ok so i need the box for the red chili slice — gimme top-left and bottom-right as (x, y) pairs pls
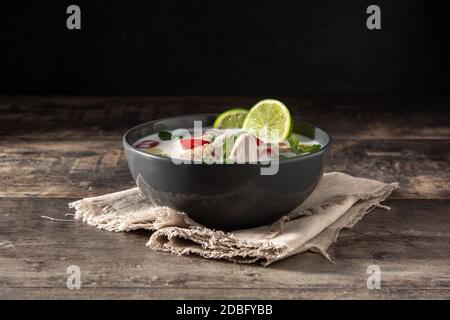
(180, 139), (210, 150)
(259, 147), (273, 157)
(135, 140), (159, 149)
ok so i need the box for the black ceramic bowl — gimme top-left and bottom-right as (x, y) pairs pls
(123, 114), (331, 231)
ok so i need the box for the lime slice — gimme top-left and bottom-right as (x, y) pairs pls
(242, 99), (292, 143)
(213, 108), (249, 129)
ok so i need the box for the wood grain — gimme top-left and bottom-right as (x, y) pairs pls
(1, 198), (449, 299)
(3, 288), (450, 300)
(1, 96), (449, 299)
(1, 138), (448, 199)
(0, 96), (449, 139)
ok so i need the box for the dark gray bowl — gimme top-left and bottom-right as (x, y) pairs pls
(123, 114), (331, 231)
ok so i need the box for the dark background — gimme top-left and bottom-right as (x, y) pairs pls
(1, 0), (449, 95)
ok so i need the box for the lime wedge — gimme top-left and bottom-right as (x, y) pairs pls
(213, 108), (249, 129)
(242, 99), (292, 143)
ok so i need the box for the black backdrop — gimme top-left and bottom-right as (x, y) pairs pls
(1, 0), (449, 95)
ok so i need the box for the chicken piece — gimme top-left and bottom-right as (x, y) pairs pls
(177, 145), (205, 162)
(202, 130), (243, 163)
(229, 132), (259, 163)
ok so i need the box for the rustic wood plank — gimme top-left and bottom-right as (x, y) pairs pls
(1, 138), (448, 199)
(1, 96), (448, 300)
(2, 287), (450, 300)
(0, 96), (449, 139)
(1, 198), (449, 299)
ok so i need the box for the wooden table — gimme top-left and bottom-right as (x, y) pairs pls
(1, 96), (449, 299)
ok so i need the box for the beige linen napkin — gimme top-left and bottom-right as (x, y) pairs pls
(69, 172), (398, 266)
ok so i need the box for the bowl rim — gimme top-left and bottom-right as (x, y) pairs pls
(123, 113), (332, 164)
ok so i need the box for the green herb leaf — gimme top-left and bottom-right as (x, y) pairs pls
(158, 131), (172, 141)
(223, 135), (239, 159)
(287, 135), (300, 153)
(298, 144), (321, 153)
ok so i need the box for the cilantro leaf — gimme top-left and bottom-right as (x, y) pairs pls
(158, 131), (172, 141)
(298, 144), (321, 153)
(287, 135), (300, 153)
